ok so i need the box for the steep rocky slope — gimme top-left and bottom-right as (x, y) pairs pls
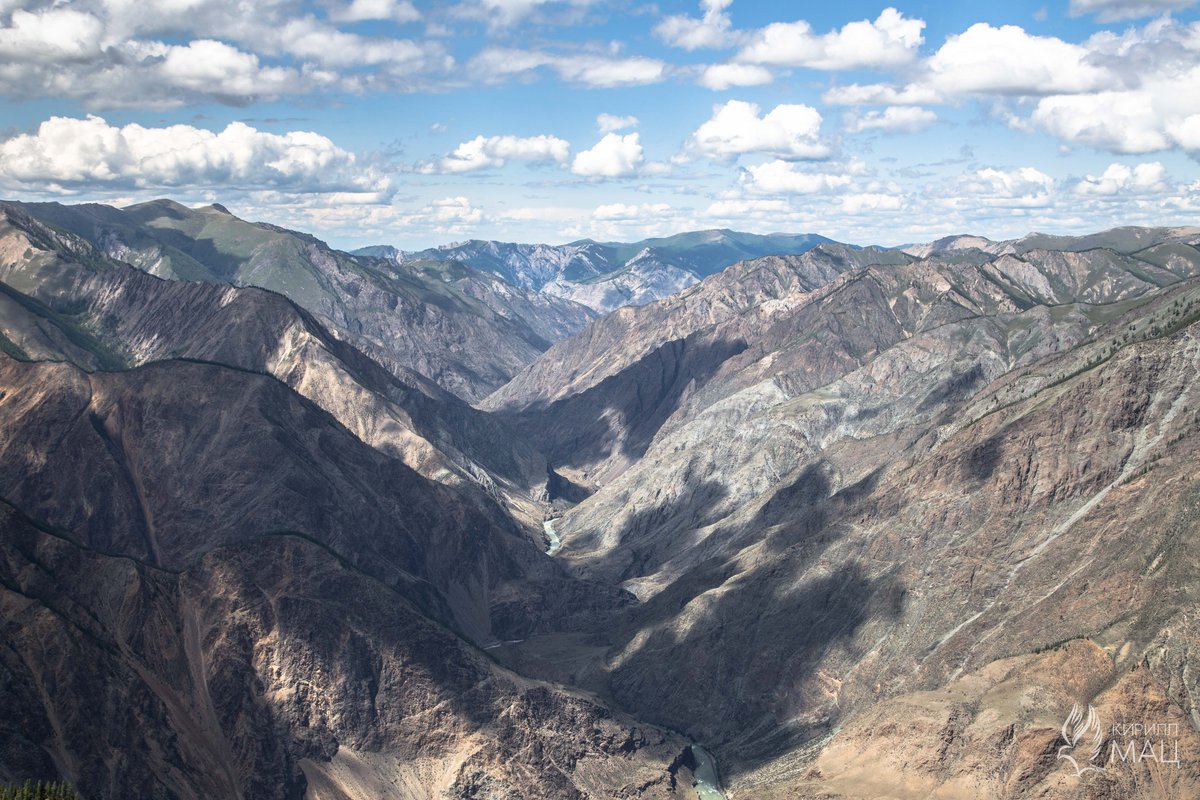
(377, 230), (835, 313)
(0, 204), (552, 525)
(10, 200), (594, 401)
(0, 353), (692, 799)
(485, 245), (909, 412)
(482, 245), (908, 485)
(486, 229), (1200, 797)
(0, 200), (714, 799)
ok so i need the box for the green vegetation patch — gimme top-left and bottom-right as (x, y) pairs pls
(0, 329), (30, 361)
(0, 282), (127, 370)
(0, 781), (81, 800)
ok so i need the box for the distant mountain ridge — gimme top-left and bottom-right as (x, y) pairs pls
(358, 229), (837, 313)
(902, 225), (1200, 258)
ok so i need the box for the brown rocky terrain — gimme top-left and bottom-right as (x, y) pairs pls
(0, 204), (553, 526)
(5, 199), (1200, 799)
(0, 498), (691, 800)
(485, 228), (1200, 797)
(0, 353), (695, 798)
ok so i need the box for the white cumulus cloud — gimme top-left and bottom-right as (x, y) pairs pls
(593, 202), (673, 220)
(1031, 91), (1173, 153)
(844, 106), (937, 134)
(427, 195), (483, 224)
(571, 133), (644, 177)
(155, 39), (305, 98)
(946, 167), (1057, 209)
(655, 0), (736, 50)
(822, 82), (940, 106)
(0, 8), (105, 63)
(468, 47), (667, 88)
(425, 134), (570, 173)
(688, 100), (829, 160)
(1074, 162), (1168, 194)
(0, 115), (387, 197)
(923, 23), (1115, 97)
(556, 55), (667, 87)
(737, 8), (924, 70)
(740, 160), (853, 195)
(1169, 114), (1200, 150)
(597, 113), (639, 132)
(1020, 21), (1200, 154)
(328, 0), (420, 23)
(699, 63), (773, 90)
(268, 18), (438, 68)
(820, 18), (1200, 158)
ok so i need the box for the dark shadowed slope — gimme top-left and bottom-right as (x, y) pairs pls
(0, 353), (692, 799)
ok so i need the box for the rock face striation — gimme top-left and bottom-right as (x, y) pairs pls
(486, 226), (1200, 798)
(5, 198), (1200, 800)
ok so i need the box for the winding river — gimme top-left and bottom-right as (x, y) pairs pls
(542, 519), (562, 556)
(690, 745), (726, 800)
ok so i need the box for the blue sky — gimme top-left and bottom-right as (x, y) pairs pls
(0, 0), (1198, 249)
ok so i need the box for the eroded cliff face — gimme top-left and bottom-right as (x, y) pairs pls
(485, 229), (1200, 797)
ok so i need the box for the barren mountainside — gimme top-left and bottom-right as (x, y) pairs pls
(0, 338), (690, 800)
(484, 226), (1200, 797)
(3, 200), (1200, 800)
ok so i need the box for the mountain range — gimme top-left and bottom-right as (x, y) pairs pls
(8, 199), (595, 402)
(358, 230), (835, 313)
(2, 199), (1200, 799)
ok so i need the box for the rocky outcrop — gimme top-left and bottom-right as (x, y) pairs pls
(0, 501), (689, 799)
